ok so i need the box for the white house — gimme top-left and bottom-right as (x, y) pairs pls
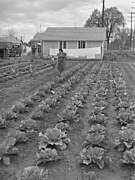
(31, 27), (106, 59)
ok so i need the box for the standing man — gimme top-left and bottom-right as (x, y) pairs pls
(57, 49), (67, 77)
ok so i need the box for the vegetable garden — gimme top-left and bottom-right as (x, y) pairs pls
(0, 54), (135, 180)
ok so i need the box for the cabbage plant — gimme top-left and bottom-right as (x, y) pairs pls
(12, 102), (27, 114)
(58, 107), (79, 122)
(83, 132), (105, 147)
(80, 146), (105, 169)
(116, 112), (129, 125)
(0, 115), (7, 128)
(39, 127), (70, 150)
(37, 102), (50, 113)
(55, 122), (69, 132)
(1, 108), (17, 120)
(31, 110), (44, 120)
(16, 166), (48, 180)
(89, 124), (105, 134)
(0, 137), (18, 165)
(36, 148), (61, 164)
(82, 171), (100, 180)
(118, 124), (135, 150)
(19, 119), (37, 132)
(89, 113), (107, 124)
(8, 130), (28, 143)
(122, 148), (135, 164)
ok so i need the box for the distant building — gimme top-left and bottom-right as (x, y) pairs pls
(30, 27), (106, 59)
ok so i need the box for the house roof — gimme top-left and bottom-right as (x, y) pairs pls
(0, 38), (13, 48)
(32, 27), (106, 42)
(31, 33), (44, 41)
(0, 37), (22, 45)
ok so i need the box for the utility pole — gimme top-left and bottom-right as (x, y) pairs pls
(130, 2), (135, 49)
(102, 0), (105, 27)
(128, 12), (135, 49)
(131, 12), (133, 48)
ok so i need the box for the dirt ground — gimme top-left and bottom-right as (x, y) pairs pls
(1, 54), (135, 180)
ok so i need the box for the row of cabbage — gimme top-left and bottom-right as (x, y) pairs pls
(111, 62), (135, 179)
(79, 62), (111, 180)
(0, 62), (52, 82)
(14, 62), (102, 180)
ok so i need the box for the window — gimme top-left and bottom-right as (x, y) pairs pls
(59, 41), (63, 49)
(78, 41), (86, 49)
(59, 41), (67, 49)
(63, 41), (67, 49)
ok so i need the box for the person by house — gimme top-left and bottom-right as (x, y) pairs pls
(57, 49), (67, 77)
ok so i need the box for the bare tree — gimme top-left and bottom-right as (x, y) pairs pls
(7, 28), (17, 38)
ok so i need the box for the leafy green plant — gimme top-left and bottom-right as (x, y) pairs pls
(38, 84), (52, 93)
(116, 124), (135, 150)
(0, 115), (7, 128)
(31, 110), (44, 120)
(117, 99), (131, 109)
(12, 102), (27, 114)
(16, 166), (48, 180)
(36, 90), (46, 98)
(84, 132), (105, 146)
(92, 100), (107, 108)
(71, 94), (83, 108)
(91, 106), (105, 115)
(80, 146), (105, 169)
(22, 97), (35, 107)
(122, 148), (135, 164)
(37, 102), (50, 113)
(30, 93), (41, 102)
(39, 127), (70, 150)
(8, 130), (28, 143)
(1, 108), (17, 120)
(45, 97), (57, 107)
(82, 171), (100, 180)
(36, 148), (61, 164)
(116, 111), (129, 125)
(63, 83), (71, 91)
(0, 137), (18, 165)
(89, 113), (107, 124)
(18, 119), (37, 132)
(55, 122), (69, 132)
(83, 124), (106, 147)
(58, 107), (79, 122)
(88, 124), (105, 134)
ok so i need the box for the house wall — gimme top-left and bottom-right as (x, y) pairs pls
(87, 41), (102, 48)
(68, 41), (77, 49)
(43, 41), (58, 56)
(87, 41), (104, 58)
(43, 40), (104, 58)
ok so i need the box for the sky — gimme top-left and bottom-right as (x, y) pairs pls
(0, 0), (133, 42)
